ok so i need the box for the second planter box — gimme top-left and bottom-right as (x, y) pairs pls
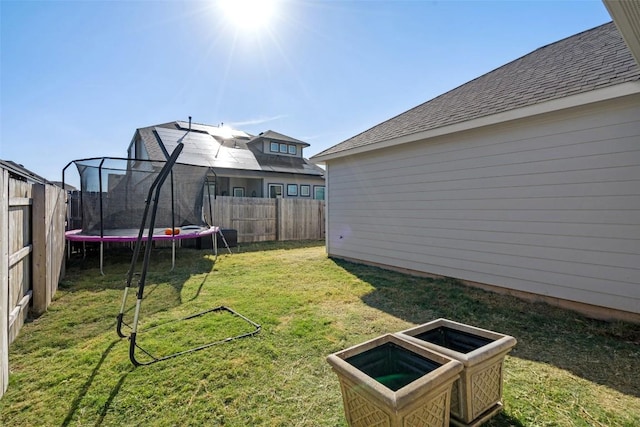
(398, 318), (516, 427)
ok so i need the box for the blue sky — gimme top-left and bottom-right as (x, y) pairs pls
(1, 0), (613, 184)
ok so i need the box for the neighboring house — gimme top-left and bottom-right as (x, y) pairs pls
(311, 19), (640, 322)
(0, 159), (49, 184)
(128, 120), (325, 199)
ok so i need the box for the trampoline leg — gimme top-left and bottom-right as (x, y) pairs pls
(171, 240), (176, 271)
(100, 242), (105, 276)
(214, 230), (218, 261)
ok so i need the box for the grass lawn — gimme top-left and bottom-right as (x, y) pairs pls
(1, 241), (639, 426)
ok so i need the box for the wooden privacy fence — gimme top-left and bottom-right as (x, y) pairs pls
(1, 167), (66, 399)
(208, 196), (325, 243)
(67, 194), (326, 244)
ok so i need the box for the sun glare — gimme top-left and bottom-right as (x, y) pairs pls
(218, 0), (278, 31)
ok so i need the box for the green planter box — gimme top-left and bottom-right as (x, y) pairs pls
(399, 319), (517, 427)
(327, 333), (463, 427)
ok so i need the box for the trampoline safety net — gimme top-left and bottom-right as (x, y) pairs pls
(71, 158), (213, 235)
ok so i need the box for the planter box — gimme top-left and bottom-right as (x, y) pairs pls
(398, 319), (517, 427)
(327, 333), (463, 427)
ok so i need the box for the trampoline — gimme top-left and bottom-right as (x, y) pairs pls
(63, 156), (223, 274)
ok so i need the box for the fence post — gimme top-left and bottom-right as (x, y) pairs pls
(1, 168), (9, 397)
(275, 197), (282, 241)
(47, 185), (65, 300)
(31, 184), (47, 316)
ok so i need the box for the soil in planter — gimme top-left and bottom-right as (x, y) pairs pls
(345, 342), (441, 391)
(414, 327), (494, 354)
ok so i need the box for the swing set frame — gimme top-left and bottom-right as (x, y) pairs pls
(115, 142), (260, 366)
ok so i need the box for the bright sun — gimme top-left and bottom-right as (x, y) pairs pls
(218, 0), (278, 31)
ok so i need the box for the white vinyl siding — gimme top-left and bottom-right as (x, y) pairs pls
(326, 96), (640, 314)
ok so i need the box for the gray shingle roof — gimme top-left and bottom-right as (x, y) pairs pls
(314, 21), (640, 158)
(136, 122), (324, 177)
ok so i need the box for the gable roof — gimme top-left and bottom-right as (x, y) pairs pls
(249, 130), (310, 147)
(135, 122), (324, 177)
(313, 22), (640, 160)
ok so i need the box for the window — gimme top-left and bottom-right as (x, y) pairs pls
(287, 184), (298, 196)
(269, 184), (283, 198)
(206, 183), (216, 197)
(135, 140), (142, 158)
(314, 186), (325, 200)
(131, 138), (148, 160)
(300, 184), (310, 197)
(233, 187), (245, 197)
(269, 142), (297, 155)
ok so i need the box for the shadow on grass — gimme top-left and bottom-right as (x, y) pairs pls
(333, 258), (640, 398)
(62, 247), (215, 300)
(14, 248), (218, 356)
(484, 412), (526, 427)
(61, 340), (131, 427)
(95, 370), (129, 427)
(63, 247), (215, 289)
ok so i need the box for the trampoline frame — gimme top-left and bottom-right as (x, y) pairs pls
(65, 226), (220, 275)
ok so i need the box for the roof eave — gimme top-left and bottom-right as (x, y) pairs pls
(604, 0), (640, 67)
(311, 81), (640, 163)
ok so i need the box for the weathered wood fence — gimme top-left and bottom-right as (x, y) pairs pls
(1, 167), (66, 399)
(208, 196), (325, 243)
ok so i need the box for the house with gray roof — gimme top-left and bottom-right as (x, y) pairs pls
(312, 18), (640, 322)
(128, 120), (325, 199)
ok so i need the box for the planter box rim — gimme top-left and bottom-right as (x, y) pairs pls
(398, 319), (516, 366)
(327, 333), (463, 411)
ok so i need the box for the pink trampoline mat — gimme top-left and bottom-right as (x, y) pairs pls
(65, 226), (218, 243)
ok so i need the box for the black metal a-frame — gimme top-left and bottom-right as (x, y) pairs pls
(115, 142), (260, 366)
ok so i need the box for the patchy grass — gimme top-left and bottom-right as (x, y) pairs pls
(1, 241), (639, 426)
